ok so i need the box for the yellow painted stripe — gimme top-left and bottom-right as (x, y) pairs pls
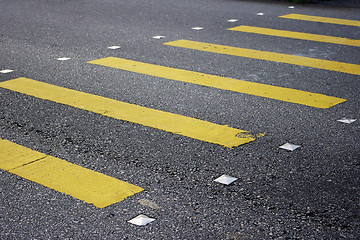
(164, 40), (360, 76)
(279, 14), (360, 27)
(0, 138), (46, 171)
(0, 138), (143, 208)
(228, 25), (360, 47)
(0, 78), (256, 148)
(88, 57), (345, 109)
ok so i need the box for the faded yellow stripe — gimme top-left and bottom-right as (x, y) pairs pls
(88, 57), (345, 109)
(0, 139), (46, 171)
(0, 78), (256, 148)
(0, 138), (143, 208)
(164, 40), (360, 76)
(228, 25), (360, 47)
(279, 14), (360, 27)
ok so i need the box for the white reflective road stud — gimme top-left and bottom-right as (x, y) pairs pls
(279, 143), (301, 151)
(337, 118), (357, 124)
(153, 36), (165, 39)
(192, 27), (204, 30)
(227, 19), (238, 22)
(288, 6), (295, 9)
(57, 57), (71, 61)
(108, 46), (121, 50)
(214, 175), (238, 185)
(257, 13), (265, 16)
(0, 69), (14, 74)
(128, 215), (156, 226)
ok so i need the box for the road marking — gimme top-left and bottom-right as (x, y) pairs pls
(0, 139), (47, 171)
(164, 39), (360, 76)
(214, 174), (238, 185)
(228, 25), (360, 47)
(57, 57), (71, 61)
(337, 118), (356, 124)
(279, 142), (301, 151)
(279, 14), (360, 27)
(0, 69), (14, 74)
(88, 57), (345, 109)
(0, 138), (143, 208)
(0, 78), (256, 148)
(153, 36), (165, 39)
(128, 214), (156, 226)
(108, 46), (121, 49)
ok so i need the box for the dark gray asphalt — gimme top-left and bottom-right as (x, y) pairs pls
(1, 0), (359, 239)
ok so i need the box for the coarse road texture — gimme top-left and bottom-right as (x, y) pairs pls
(1, 0), (359, 239)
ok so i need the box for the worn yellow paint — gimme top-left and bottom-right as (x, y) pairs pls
(0, 139), (46, 170)
(279, 14), (360, 27)
(0, 138), (143, 208)
(164, 40), (360, 76)
(0, 78), (256, 148)
(88, 57), (345, 109)
(228, 25), (360, 47)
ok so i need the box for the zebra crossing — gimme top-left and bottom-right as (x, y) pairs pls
(0, 77), (256, 148)
(88, 57), (345, 108)
(0, 138), (143, 208)
(1, 13), (358, 208)
(228, 25), (360, 47)
(164, 39), (360, 75)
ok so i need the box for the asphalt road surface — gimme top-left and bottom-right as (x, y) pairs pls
(1, 0), (359, 239)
